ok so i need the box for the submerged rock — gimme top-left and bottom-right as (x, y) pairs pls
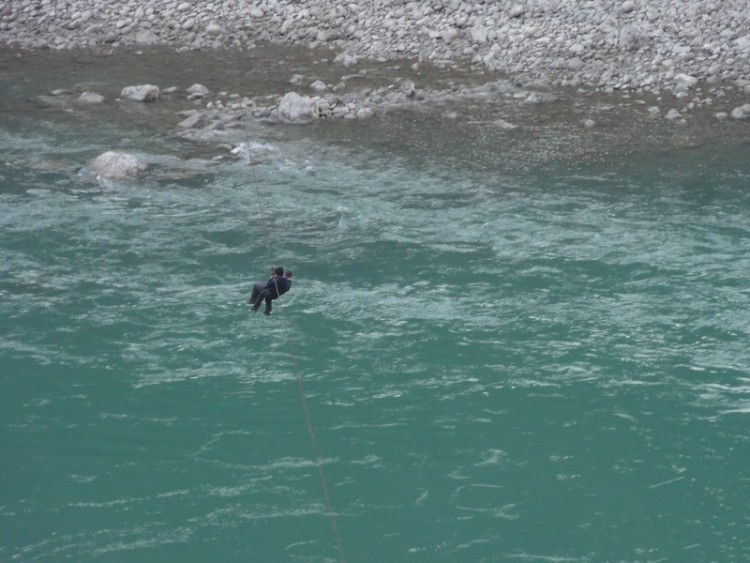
(177, 111), (208, 129)
(77, 91), (104, 104)
(33, 95), (69, 108)
(665, 108), (683, 120)
(89, 151), (146, 179)
(494, 118), (519, 130)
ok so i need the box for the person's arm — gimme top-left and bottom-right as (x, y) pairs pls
(278, 278), (291, 295)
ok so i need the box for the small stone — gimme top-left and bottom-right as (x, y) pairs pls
(647, 106), (660, 115)
(581, 118), (596, 128)
(568, 57), (584, 71)
(205, 22), (223, 36)
(675, 73), (698, 88)
(570, 43), (584, 56)
(399, 80), (416, 96)
(714, 112), (728, 121)
(621, 1), (635, 13)
(730, 104), (750, 119)
(356, 108), (374, 119)
(134, 29), (159, 45)
(470, 24), (488, 44)
(619, 24), (641, 51)
(509, 5), (524, 18)
(177, 112), (206, 128)
(310, 79), (327, 92)
(187, 84), (209, 99)
(665, 108), (682, 120)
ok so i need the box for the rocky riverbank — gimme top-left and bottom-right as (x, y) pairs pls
(3, 1), (748, 180)
(2, 0), (749, 97)
(14, 43), (743, 181)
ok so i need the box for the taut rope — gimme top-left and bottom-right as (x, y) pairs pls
(248, 150), (345, 562)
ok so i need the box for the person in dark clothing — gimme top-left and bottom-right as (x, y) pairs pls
(248, 266), (292, 315)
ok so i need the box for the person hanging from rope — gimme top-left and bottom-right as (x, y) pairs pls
(248, 266), (292, 315)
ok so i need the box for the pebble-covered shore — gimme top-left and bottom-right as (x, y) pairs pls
(2, 0), (749, 96)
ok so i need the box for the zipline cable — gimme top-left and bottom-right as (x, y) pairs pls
(248, 150), (346, 563)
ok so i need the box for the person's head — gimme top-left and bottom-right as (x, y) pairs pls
(285, 270), (293, 278)
(274, 266), (284, 276)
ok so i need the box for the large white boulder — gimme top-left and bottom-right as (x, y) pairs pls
(89, 151), (146, 179)
(121, 84), (160, 102)
(276, 92), (319, 124)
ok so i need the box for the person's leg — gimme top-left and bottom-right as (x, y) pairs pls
(248, 283), (264, 306)
(253, 289), (270, 312)
(264, 295), (273, 315)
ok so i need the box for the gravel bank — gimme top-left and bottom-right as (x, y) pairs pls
(2, 0), (749, 95)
